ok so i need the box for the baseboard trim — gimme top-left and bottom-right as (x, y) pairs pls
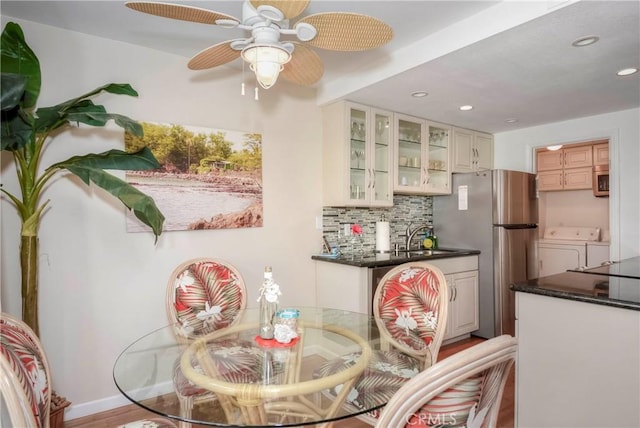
(65, 394), (132, 421)
(65, 381), (174, 421)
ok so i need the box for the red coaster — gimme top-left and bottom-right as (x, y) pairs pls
(254, 335), (299, 348)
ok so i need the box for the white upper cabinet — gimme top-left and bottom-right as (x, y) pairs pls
(426, 121), (452, 194)
(322, 101), (393, 207)
(394, 113), (426, 194)
(452, 127), (494, 172)
(322, 101), (494, 201)
(394, 115), (452, 195)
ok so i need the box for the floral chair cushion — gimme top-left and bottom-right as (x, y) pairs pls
(171, 260), (245, 337)
(174, 339), (265, 396)
(313, 350), (421, 416)
(375, 266), (443, 354)
(0, 317), (49, 428)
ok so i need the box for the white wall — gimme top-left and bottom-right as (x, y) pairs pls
(493, 108), (640, 260)
(539, 190), (610, 239)
(0, 18), (323, 418)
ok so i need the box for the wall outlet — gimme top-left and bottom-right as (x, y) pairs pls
(315, 216), (323, 230)
(343, 223), (352, 236)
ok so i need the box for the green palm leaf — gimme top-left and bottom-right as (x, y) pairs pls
(50, 148), (164, 238)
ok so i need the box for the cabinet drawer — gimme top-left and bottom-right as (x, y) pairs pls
(428, 255), (478, 275)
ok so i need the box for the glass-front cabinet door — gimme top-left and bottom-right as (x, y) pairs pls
(342, 103), (393, 207)
(425, 121), (452, 194)
(349, 107), (368, 203)
(394, 114), (452, 195)
(395, 113), (426, 193)
(370, 109), (392, 205)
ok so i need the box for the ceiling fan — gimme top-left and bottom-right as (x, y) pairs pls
(125, 0), (393, 90)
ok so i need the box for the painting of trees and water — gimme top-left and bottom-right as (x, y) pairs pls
(125, 122), (262, 232)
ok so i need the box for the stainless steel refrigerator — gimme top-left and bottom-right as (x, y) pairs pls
(433, 170), (538, 338)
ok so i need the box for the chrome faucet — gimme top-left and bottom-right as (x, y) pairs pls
(405, 222), (434, 251)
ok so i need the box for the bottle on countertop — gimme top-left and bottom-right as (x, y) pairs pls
(259, 266), (280, 339)
(423, 228), (438, 250)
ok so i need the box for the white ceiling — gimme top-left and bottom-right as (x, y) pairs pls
(2, 0), (639, 133)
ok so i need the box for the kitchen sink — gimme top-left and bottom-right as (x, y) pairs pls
(401, 249), (458, 256)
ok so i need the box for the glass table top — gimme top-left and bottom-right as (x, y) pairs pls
(113, 307), (390, 427)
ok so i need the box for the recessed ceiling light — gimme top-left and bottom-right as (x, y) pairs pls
(459, 105), (473, 111)
(505, 118), (518, 123)
(617, 67), (638, 76)
(411, 91), (428, 98)
(571, 36), (599, 47)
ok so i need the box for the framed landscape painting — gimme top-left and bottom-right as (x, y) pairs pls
(124, 121), (263, 232)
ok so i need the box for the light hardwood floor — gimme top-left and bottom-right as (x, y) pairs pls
(66, 336), (514, 427)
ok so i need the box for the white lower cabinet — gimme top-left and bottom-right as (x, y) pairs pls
(315, 255), (479, 343)
(443, 270), (479, 341)
(315, 262), (371, 314)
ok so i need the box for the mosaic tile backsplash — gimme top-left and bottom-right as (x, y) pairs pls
(322, 195), (433, 255)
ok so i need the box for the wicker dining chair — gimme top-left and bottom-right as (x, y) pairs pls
(375, 335), (517, 428)
(314, 261), (450, 425)
(0, 312), (52, 428)
(165, 258), (253, 428)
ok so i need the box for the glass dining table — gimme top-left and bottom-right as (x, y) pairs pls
(113, 307), (390, 427)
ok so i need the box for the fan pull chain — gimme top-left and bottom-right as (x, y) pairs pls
(241, 60), (259, 101)
(241, 60), (246, 96)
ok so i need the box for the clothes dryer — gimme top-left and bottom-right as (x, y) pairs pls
(537, 226), (600, 277)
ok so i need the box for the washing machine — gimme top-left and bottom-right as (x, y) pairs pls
(586, 241), (611, 267)
(537, 226), (601, 277)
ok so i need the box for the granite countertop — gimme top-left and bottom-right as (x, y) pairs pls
(311, 247), (480, 268)
(512, 263), (640, 311)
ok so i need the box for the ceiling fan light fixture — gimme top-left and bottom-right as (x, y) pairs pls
(242, 43), (291, 89)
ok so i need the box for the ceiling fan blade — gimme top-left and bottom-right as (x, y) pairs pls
(188, 40), (242, 70)
(249, 0), (309, 20)
(280, 42), (324, 86)
(297, 13), (393, 51)
(125, 2), (239, 25)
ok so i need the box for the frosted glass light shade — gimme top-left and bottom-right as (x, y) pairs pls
(242, 44), (291, 89)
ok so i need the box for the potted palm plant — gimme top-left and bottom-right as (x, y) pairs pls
(1, 21), (165, 340)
